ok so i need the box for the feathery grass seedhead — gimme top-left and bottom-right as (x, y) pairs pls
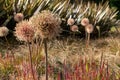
(30, 10), (61, 39)
(14, 13), (24, 22)
(14, 20), (35, 42)
(0, 26), (9, 37)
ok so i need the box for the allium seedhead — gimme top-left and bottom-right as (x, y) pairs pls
(30, 10), (61, 39)
(15, 20), (35, 42)
(14, 13), (24, 22)
(67, 18), (75, 26)
(81, 18), (89, 26)
(0, 26), (9, 37)
(85, 24), (94, 33)
(70, 25), (79, 32)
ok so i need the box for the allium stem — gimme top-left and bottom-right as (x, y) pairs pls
(27, 42), (36, 80)
(85, 31), (87, 42)
(85, 32), (88, 47)
(86, 33), (90, 48)
(5, 36), (10, 49)
(44, 39), (48, 80)
(98, 29), (100, 39)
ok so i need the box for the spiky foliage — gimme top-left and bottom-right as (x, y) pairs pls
(53, 1), (119, 35)
(0, 0), (119, 36)
(0, 0), (51, 30)
(46, 0), (119, 35)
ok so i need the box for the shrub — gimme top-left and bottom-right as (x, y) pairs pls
(0, 0), (119, 37)
(48, 58), (120, 80)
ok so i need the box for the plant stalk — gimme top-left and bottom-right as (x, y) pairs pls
(86, 33), (90, 48)
(85, 31), (88, 47)
(28, 41), (36, 80)
(44, 39), (48, 80)
(98, 29), (100, 39)
(5, 36), (10, 49)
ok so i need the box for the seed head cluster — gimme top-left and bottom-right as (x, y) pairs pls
(81, 18), (94, 33)
(15, 20), (35, 42)
(30, 10), (61, 39)
(85, 24), (94, 34)
(70, 25), (79, 32)
(67, 18), (75, 26)
(81, 18), (89, 27)
(0, 26), (9, 37)
(14, 13), (24, 22)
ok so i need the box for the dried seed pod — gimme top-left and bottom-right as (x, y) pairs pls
(67, 18), (75, 26)
(0, 26), (9, 37)
(85, 24), (94, 33)
(81, 18), (89, 26)
(14, 13), (24, 22)
(70, 25), (79, 32)
(15, 20), (35, 42)
(30, 10), (61, 39)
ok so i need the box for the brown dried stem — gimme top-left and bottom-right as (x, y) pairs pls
(44, 39), (48, 80)
(27, 41), (36, 80)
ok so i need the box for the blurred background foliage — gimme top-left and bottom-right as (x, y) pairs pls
(0, 0), (119, 37)
(68, 0), (120, 21)
(109, 0), (120, 19)
(71, 0), (120, 19)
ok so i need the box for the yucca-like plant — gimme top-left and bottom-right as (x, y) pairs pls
(0, 0), (119, 36)
(52, 0), (119, 36)
(0, 0), (51, 30)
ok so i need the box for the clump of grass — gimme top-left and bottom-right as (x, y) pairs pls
(47, 56), (120, 80)
(0, 52), (15, 80)
(107, 38), (120, 54)
(0, 35), (120, 80)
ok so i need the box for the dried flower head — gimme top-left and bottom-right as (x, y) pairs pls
(14, 13), (24, 22)
(81, 18), (89, 26)
(0, 26), (9, 37)
(14, 20), (35, 42)
(85, 24), (94, 33)
(67, 18), (75, 26)
(30, 10), (61, 39)
(70, 25), (79, 32)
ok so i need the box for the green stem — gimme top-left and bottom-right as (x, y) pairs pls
(44, 39), (48, 80)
